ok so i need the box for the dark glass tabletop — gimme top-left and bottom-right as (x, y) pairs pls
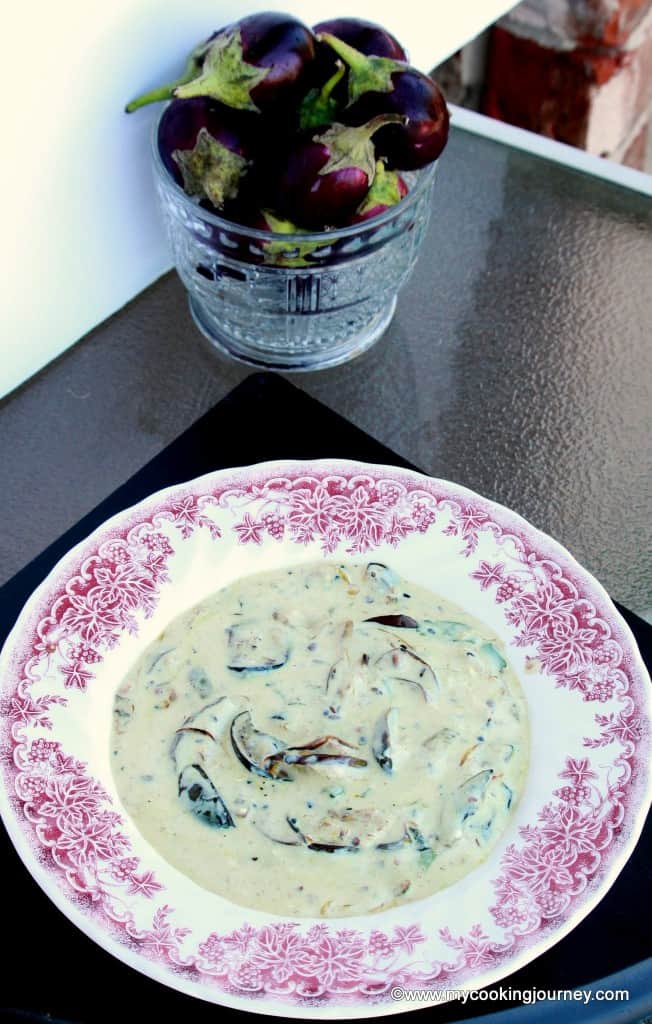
(1, 126), (650, 617)
(1, 374), (650, 1024)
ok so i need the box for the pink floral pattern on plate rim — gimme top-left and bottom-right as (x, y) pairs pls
(0, 460), (650, 1017)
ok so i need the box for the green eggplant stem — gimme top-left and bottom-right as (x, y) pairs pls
(125, 51), (202, 113)
(322, 61), (346, 101)
(318, 32), (368, 72)
(125, 83), (175, 113)
(361, 113), (406, 138)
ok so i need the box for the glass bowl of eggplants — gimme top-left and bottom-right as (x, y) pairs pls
(128, 12), (449, 371)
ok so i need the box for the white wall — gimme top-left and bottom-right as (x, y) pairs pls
(2, 0), (517, 399)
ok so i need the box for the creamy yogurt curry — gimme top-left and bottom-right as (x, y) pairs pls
(111, 561), (529, 916)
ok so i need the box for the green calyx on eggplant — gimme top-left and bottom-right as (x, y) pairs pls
(344, 69), (448, 170)
(253, 209), (328, 268)
(173, 126), (251, 209)
(375, 646), (438, 702)
(319, 33), (449, 170)
(372, 707), (398, 774)
(157, 98), (256, 212)
(178, 764), (234, 828)
(270, 113), (405, 229)
(301, 19), (408, 135)
(299, 60), (346, 131)
(173, 13), (316, 114)
(125, 35), (215, 112)
(350, 160), (408, 223)
(317, 32), (406, 106)
(226, 621), (290, 672)
(230, 710), (291, 780)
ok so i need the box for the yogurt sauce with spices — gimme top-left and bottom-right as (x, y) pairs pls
(111, 561), (529, 917)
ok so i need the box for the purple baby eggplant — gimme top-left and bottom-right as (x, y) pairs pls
(350, 162), (408, 223)
(230, 711), (291, 780)
(300, 18), (407, 129)
(127, 14), (316, 115)
(319, 34), (449, 169)
(178, 764), (234, 829)
(313, 17), (407, 60)
(157, 97), (255, 210)
(272, 114), (404, 228)
(174, 12), (316, 114)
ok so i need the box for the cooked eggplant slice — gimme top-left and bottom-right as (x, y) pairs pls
(406, 823), (436, 866)
(325, 657), (350, 717)
(266, 747), (367, 771)
(287, 817), (360, 853)
(188, 666), (213, 698)
(365, 562), (400, 593)
(178, 764), (234, 828)
(431, 620), (470, 640)
(288, 807), (388, 852)
(376, 829), (410, 851)
(438, 768), (494, 845)
(375, 647), (438, 702)
(230, 710), (291, 780)
(423, 727), (458, 752)
(282, 734), (356, 753)
(364, 614), (418, 628)
(113, 694), (134, 734)
(324, 630), (369, 716)
(372, 708), (398, 774)
(254, 819), (302, 846)
(479, 642), (507, 674)
(226, 622), (290, 672)
(457, 769), (493, 823)
(407, 823), (430, 851)
(170, 696), (235, 762)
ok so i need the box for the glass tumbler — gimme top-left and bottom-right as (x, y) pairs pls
(152, 112), (438, 371)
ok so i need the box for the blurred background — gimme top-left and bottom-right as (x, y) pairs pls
(435, 0), (652, 170)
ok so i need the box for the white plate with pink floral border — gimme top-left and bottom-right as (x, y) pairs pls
(1, 459), (650, 1019)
